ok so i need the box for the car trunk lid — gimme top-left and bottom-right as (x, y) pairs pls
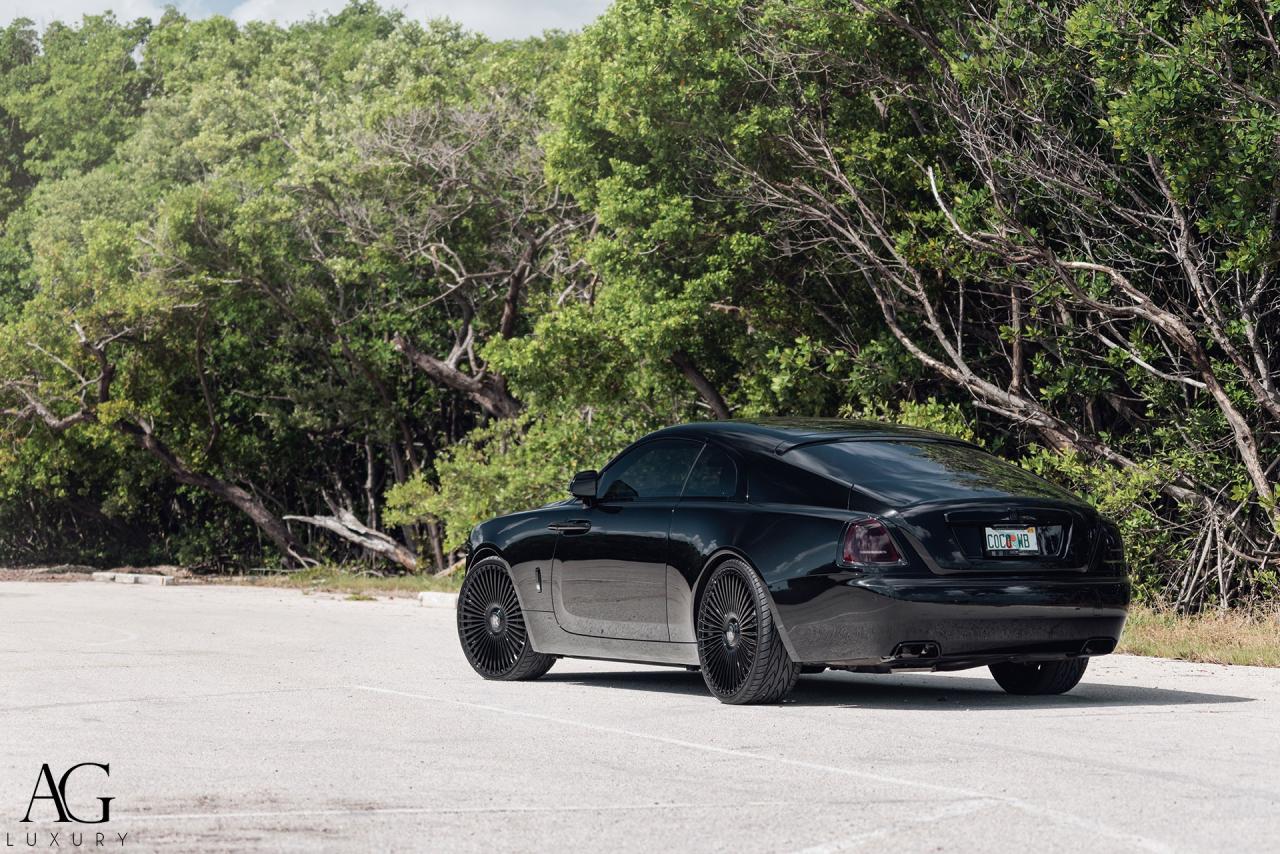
(897, 499), (1099, 573)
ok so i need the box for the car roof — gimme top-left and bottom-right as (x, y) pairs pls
(648, 418), (972, 455)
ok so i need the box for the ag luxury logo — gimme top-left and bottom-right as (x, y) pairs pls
(6, 764), (128, 849)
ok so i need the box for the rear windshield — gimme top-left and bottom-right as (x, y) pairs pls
(796, 440), (1076, 506)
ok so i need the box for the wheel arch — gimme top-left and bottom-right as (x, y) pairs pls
(466, 544), (504, 571)
(690, 548), (802, 663)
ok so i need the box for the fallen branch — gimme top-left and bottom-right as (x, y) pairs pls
(284, 507), (418, 572)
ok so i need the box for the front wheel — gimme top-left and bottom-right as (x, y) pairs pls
(457, 559), (555, 681)
(696, 560), (799, 704)
(989, 658), (1088, 695)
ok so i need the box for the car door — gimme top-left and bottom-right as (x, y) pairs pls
(551, 438), (702, 641)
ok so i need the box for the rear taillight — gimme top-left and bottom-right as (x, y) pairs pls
(840, 517), (904, 566)
(1101, 523), (1126, 573)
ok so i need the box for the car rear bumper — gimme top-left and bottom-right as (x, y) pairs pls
(769, 572), (1130, 668)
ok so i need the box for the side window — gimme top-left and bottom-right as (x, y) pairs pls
(745, 453), (850, 508)
(598, 439), (701, 501)
(682, 444), (738, 500)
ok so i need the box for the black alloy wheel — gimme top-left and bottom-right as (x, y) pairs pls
(695, 560), (799, 704)
(989, 658), (1088, 695)
(457, 559), (555, 680)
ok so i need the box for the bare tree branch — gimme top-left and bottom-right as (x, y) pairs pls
(671, 349), (732, 419)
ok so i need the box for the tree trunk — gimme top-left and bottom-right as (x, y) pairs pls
(423, 518), (448, 573)
(671, 349), (732, 419)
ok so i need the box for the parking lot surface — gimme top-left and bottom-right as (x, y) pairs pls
(1, 581), (1276, 852)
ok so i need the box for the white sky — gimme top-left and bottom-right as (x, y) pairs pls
(1, 0), (612, 39)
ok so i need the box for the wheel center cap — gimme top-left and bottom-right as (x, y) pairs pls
(724, 617), (740, 648)
(488, 608), (504, 634)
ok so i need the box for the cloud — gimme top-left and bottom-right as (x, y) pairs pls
(224, 0), (610, 38)
(2, 0), (609, 39)
(5, 0), (173, 27)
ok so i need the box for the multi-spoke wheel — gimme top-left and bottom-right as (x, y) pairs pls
(457, 559), (554, 681)
(695, 559), (799, 704)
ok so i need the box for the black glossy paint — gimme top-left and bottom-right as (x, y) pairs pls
(552, 501), (675, 641)
(465, 419), (1131, 670)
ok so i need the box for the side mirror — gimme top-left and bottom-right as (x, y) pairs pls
(569, 470), (598, 503)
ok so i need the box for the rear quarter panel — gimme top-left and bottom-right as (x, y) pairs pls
(665, 500), (853, 643)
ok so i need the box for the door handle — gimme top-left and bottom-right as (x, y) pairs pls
(548, 520), (592, 534)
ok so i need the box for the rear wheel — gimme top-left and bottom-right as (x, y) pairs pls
(457, 559), (555, 681)
(696, 560), (799, 704)
(989, 658), (1088, 695)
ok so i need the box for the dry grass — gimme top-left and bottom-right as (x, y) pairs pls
(212, 566), (462, 598)
(1119, 605), (1280, 667)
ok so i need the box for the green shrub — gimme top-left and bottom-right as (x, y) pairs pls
(385, 408), (654, 552)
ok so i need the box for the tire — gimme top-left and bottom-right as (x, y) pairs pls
(989, 658), (1088, 695)
(695, 559), (799, 704)
(457, 559), (555, 681)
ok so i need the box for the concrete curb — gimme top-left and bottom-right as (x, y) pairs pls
(418, 591), (458, 608)
(92, 571), (175, 586)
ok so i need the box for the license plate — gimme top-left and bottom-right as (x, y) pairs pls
(984, 526), (1039, 555)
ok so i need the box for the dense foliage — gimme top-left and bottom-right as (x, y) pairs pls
(0, 1), (1276, 608)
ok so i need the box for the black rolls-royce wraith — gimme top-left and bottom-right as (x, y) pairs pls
(457, 419), (1130, 704)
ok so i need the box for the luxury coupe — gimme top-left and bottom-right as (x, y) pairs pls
(456, 419), (1130, 704)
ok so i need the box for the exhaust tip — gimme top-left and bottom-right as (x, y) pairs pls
(892, 641), (941, 660)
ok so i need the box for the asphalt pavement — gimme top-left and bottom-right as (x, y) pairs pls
(0, 581), (1276, 853)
